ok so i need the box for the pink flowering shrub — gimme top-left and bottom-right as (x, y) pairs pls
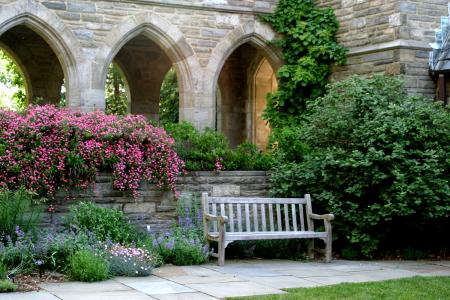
(105, 243), (155, 276)
(0, 105), (184, 196)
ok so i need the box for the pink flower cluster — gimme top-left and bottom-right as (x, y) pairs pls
(0, 105), (185, 197)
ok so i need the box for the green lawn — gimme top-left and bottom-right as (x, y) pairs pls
(231, 276), (450, 300)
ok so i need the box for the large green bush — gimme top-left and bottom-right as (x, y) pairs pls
(270, 75), (450, 257)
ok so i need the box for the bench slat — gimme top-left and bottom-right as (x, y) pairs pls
(208, 231), (327, 241)
(292, 204), (298, 231)
(299, 204), (305, 231)
(228, 203), (234, 232)
(269, 204), (275, 232)
(209, 197), (306, 204)
(245, 204), (250, 232)
(253, 204), (258, 232)
(284, 204), (290, 232)
(237, 203), (242, 232)
(212, 203), (217, 232)
(276, 204), (282, 231)
(261, 204), (266, 231)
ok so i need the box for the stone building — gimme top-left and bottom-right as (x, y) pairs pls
(0, 0), (446, 148)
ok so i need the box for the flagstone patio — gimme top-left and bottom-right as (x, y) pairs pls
(1, 260), (449, 300)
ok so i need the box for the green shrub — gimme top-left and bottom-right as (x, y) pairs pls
(270, 75), (450, 257)
(65, 202), (136, 244)
(0, 188), (41, 240)
(0, 261), (6, 279)
(0, 279), (17, 293)
(164, 122), (273, 171)
(68, 250), (109, 282)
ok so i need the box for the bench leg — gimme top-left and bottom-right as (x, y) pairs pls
(218, 241), (226, 266)
(308, 239), (315, 260)
(324, 235), (332, 263)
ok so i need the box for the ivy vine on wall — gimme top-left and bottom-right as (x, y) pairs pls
(262, 0), (347, 128)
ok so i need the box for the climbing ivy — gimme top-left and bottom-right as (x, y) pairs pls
(262, 0), (347, 127)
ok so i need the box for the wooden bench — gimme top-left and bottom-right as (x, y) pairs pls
(201, 193), (334, 266)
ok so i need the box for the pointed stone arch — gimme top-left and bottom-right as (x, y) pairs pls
(0, 0), (82, 107)
(206, 20), (283, 97)
(205, 20), (283, 146)
(93, 12), (200, 116)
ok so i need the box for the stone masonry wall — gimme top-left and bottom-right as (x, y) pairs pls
(42, 171), (270, 232)
(0, 0), (445, 134)
(315, 0), (447, 99)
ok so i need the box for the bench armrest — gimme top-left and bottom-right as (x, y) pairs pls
(309, 213), (335, 222)
(204, 212), (229, 224)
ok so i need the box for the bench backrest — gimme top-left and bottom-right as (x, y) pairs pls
(202, 193), (315, 233)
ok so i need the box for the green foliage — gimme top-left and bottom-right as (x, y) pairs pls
(151, 193), (209, 266)
(164, 122), (273, 171)
(68, 250), (109, 282)
(270, 75), (450, 257)
(0, 188), (41, 240)
(105, 63), (129, 116)
(65, 202), (136, 245)
(0, 280), (17, 293)
(0, 50), (26, 111)
(262, 0), (347, 127)
(159, 68), (179, 124)
(0, 261), (6, 279)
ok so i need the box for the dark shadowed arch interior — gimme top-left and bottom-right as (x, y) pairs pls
(0, 25), (65, 106)
(110, 34), (177, 121)
(216, 43), (277, 149)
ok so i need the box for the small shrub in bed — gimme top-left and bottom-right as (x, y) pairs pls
(0, 280), (17, 293)
(68, 250), (109, 282)
(65, 202), (137, 245)
(106, 244), (154, 277)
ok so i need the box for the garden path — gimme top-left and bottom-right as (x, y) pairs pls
(1, 259), (450, 300)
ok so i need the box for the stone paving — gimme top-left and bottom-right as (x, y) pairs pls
(1, 260), (449, 300)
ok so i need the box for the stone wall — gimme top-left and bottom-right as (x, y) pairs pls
(43, 171), (270, 232)
(0, 0), (445, 141)
(316, 0), (446, 99)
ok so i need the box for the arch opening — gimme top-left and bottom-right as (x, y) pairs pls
(0, 25), (66, 108)
(105, 63), (131, 115)
(216, 42), (278, 149)
(106, 33), (180, 121)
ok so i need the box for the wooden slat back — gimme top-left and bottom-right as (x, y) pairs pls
(203, 194), (312, 233)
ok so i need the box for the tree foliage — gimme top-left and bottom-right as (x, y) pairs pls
(105, 63), (129, 116)
(262, 0), (347, 127)
(0, 50), (26, 110)
(270, 75), (450, 257)
(159, 68), (179, 124)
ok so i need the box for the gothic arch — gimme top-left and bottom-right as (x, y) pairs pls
(206, 20), (283, 96)
(0, 0), (82, 107)
(94, 12), (200, 116)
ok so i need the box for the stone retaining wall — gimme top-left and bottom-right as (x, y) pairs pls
(43, 171), (270, 232)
